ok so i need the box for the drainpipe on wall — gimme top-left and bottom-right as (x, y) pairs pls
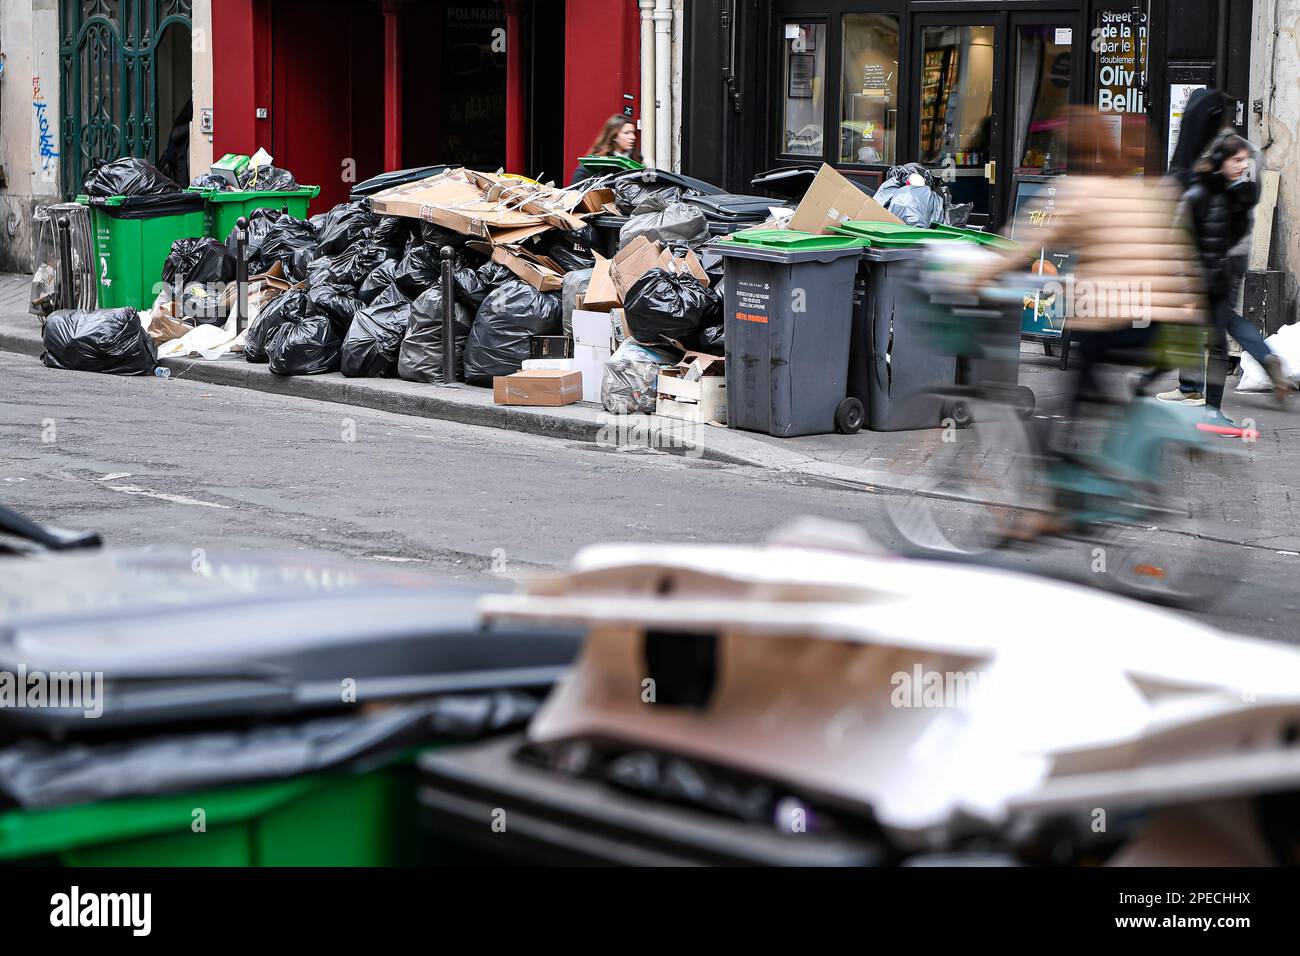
(653, 0), (672, 170)
(639, 0), (656, 168)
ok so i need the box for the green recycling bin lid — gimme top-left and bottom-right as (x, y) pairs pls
(578, 155), (646, 172)
(718, 229), (871, 252)
(930, 224), (1020, 251)
(830, 220), (969, 247)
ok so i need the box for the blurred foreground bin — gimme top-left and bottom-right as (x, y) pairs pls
(81, 192), (207, 310)
(194, 185), (320, 240)
(0, 549), (580, 867)
(416, 735), (885, 866)
(716, 230), (869, 437)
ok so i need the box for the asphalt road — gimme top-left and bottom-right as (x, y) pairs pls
(1, 351), (1297, 642)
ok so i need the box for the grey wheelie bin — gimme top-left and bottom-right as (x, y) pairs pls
(715, 230), (870, 437)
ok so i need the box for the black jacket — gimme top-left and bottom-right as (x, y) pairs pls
(1184, 172), (1235, 296)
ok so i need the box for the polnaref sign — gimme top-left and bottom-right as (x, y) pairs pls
(1094, 9), (1148, 115)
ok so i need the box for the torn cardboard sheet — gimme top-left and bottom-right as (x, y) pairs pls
(470, 241), (565, 293)
(789, 163), (902, 234)
(583, 254), (620, 310)
(610, 235), (663, 302)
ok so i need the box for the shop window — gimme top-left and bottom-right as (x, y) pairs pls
(1013, 26), (1073, 175)
(781, 22), (828, 157)
(1093, 7), (1149, 174)
(919, 25), (995, 169)
(840, 14), (900, 166)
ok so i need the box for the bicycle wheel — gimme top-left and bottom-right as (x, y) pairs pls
(1091, 439), (1249, 609)
(883, 393), (1044, 556)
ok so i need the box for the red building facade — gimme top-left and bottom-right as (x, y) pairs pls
(210, 0), (643, 210)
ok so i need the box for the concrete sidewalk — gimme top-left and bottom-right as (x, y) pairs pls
(4, 271), (1298, 547)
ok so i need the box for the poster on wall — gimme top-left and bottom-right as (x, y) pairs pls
(789, 54), (815, 98)
(1168, 84), (1208, 164)
(1094, 8), (1149, 173)
(1010, 178), (1073, 337)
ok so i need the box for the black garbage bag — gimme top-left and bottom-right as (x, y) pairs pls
(372, 215), (414, 258)
(623, 268), (720, 348)
(226, 206), (282, 263)
(238, 164), (299, 191)
(619, 202), (710, 248)
(190, 173), (233, 192)
(372, 282), (411, 309)
(41, 307), (157, 375)
(162, 237), (236, 286)
(398, 285), (473, 385)
(393, 243), (441, 297)
(420, 221), (470, 249)
(451, 253), (487, 311)
(307, 239), (389, 290)
(82, 157), (180, 198)
(477, 259), (514, 291)
(360, 259), (399, 304)
(699, 324), (725, 351)
(307, 282), (363, 338)
(885, 163), (936, 189)
(536, 227), (597, 273)
(316, 201), (378, 255)
(462, 280), (562, 386)
(267, 311), (342, 376)
(244, 290), (308, 363)
(256, 216), (319, 280)
(613, 181), (688, 216)
(341, 298), (412, 378)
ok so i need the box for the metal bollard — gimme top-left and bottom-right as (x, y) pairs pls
(440, 245), (456, 386)
(235, 216), (249, 333)
(56, 217), (75, 311)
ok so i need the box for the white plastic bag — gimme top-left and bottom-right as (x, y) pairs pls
(1237, 322), (1300, 391)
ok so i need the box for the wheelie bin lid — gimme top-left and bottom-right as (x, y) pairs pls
(77, 191), (206, 219)
(578, 154), (645, 172)
(715, 229), (870, 262)
(929, 224), (1020, 252)
(191, 185), (321, 202)
(350, 165), (458, 200)
(0, 548), (581, 733)
(830, 220), (969, 247)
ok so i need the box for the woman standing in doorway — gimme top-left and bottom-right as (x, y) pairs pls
(569, 116), (641, 185)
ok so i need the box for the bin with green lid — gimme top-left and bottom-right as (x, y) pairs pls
(716, 230), (870, 437)
(830, 220), (970, 248)
(81, 192), (208, 310)
(191, 185), (321, 241)
(929, 224), (1020, 252)
(577, 154), (645, 173)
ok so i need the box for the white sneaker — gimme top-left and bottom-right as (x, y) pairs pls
(1157, 389), (1205, 406)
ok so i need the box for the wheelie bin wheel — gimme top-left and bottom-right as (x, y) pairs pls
(1013, 386), (1036, 420)
(943, 400), (974, 430)
(835, 398), (865, 435)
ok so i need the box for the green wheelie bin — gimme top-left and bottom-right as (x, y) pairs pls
(81, 192), (207, 310)
(192, 185), (321, 241)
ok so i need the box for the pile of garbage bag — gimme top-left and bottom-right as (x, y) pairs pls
(874, 163), (973, 229)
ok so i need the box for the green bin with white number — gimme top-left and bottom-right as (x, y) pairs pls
(81, 192), (208, 310)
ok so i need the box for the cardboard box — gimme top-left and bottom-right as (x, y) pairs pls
(370, 169), (557, 243)
(583, 254), (620, 310)
(580, 187), (616, 214)
(788, 163), (902, 235)
(211, 153), (249, 187)
(609, 235), (663, 301)
(655, 352), (727, 424)
(530, 335), (574, 360)
(493, 369), (584, 406)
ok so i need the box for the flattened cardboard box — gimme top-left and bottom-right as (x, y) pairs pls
(789, 163), (903, 234)
(493, 369), (584, 406)
(582, 253), (620, 310)
(485, 243), (566, 292)
(370, 169), (565, 243)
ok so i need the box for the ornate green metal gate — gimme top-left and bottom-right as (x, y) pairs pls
(59, 0), (192, 198)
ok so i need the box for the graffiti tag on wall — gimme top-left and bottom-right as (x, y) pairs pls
(33, 77), (59, 174)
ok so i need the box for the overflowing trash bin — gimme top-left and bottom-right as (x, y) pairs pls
(715, 230), (869, 437)
(194, 184), (321, 242)
(0, 548), (581, 866)
(81, 192), (207, 310)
